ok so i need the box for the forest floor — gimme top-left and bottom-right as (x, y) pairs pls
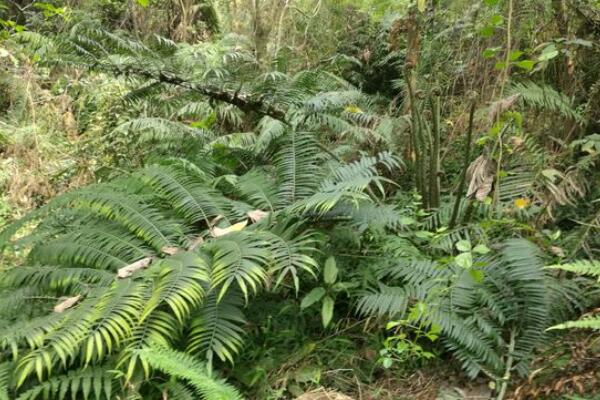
(296, 332), (600, 400)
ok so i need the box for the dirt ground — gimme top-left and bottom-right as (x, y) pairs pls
(296, 333), (600, 400)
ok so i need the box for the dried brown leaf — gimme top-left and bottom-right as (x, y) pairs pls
(54, 295), (81, 313)
(117, 257), (154, 279)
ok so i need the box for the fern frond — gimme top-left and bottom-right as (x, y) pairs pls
(548, 316), (600, 330)
(0, 362), (10, 400)
(136, 347), (244, 400)
(69, 189), (185, 251)
(208, 232), (270, 301)
(275, 131), (321, 205)
(138, 165), (234, 226)
(356, 285), (410, 317)
(546, 260), (600, 280)
(140, 252), (210, 323)
(186, 290), (246, 365)
(261, 220), (320, 291)
(15, 366), (115, 400)
(236, 170), (281, 212)
(508, 81), (583, 122)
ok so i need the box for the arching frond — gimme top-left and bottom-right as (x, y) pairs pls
(275, 131), (321, 205)
(508, 81), (583, 122)
(138, 165), (234, 226)
(15, 367), (115, 400)
(136, 347), (244, 400)
(208, 232), (270, 301)
(141, 252), (210, 323)
(186, 290), (246, 365)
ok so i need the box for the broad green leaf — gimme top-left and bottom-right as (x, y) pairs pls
(382, 357), (393, 368)
(455, 252), (473, 269)
(469, 269), (485, 283)
(473, 244), (490, 254)
(301, 287), (326, 309)
(456, 240), (471, 252)
(538, 48), (559, 62)
(417, 0), (426, 12)
(479, 26), (495, 38)
(399, 216), (416, 225)
(494, 61), (507, 70)
(509, 50), (523, 61)
(483, 47), (500, 59)
(515, 60), (535, 71)
(135, 0), (149, 6)
(489, 14), (504, 26)
(323, 257), (338, 284)
(321, 296), (334, 327)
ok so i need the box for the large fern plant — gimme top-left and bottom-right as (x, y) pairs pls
(0, 124), (400, 398)
(355, 234), (585, 398)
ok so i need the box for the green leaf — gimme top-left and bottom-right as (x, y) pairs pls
(483, 47), (500, 59)
(494, 61), (507, 70)
(473, 244), (490, 254)
(301, 287), (326, 309)
(469, 269), (485, 283)
(479, 26), (495, 38)
(455, 252), (473, 269)
(321, 296), (334, 327)
(323, 257), (338, 284)
(135, 0), (149, 6)
(489, 14), (504, 26)
(417, 0), (427, 12)
(509, 50), (523, 61)
(382, 357), (393, 368)
(515, 60), (536, 71)
(538, 45), (559, 62)
(456, 240), (471, 252)
(484, 0), (500, 5)
(399, 216), (416, 225)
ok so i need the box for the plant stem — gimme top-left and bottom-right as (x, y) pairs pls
(496, 328), (517, 400)
(405, 68), (427, 206)
(429, 93), (441, 209)
(449, 100), (476, 228)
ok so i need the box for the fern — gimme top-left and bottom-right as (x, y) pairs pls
(547, 260), (600, 330)
(186, 290), (246, 365)
(357, 238), (550, 379)
(508, 81), (583, 122)
(136, 347), (244, 400)
(549, 316), (600, 330)
(15, 367), (115, 400)
(546, 260), (600, 280)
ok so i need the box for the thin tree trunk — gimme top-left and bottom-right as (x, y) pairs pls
(429, 93), (441, 208)
(449, 100), (476, 228)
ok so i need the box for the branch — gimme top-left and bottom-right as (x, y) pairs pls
(104, 63), (287, 121)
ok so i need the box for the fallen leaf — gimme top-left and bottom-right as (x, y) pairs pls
(117, 257), (154, 278)
(161, 246), (181, 255)
(210, 220), (248, 237)
(247, 209), (269, 223)
(187, 235), (205, 251)
(550, 246), (565, 258)
(466, 155), (496, 201)
(54, 295), (81, 313)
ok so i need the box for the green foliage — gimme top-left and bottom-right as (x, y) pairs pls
(136, 346), (244, 400)
(3, 2), (600, 399)
(547, 260), (600, 330)
(508, 81), (583, 123)
(358, 238), (553, 379)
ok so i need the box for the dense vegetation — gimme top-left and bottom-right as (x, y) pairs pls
(1, 0), (599, 399)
